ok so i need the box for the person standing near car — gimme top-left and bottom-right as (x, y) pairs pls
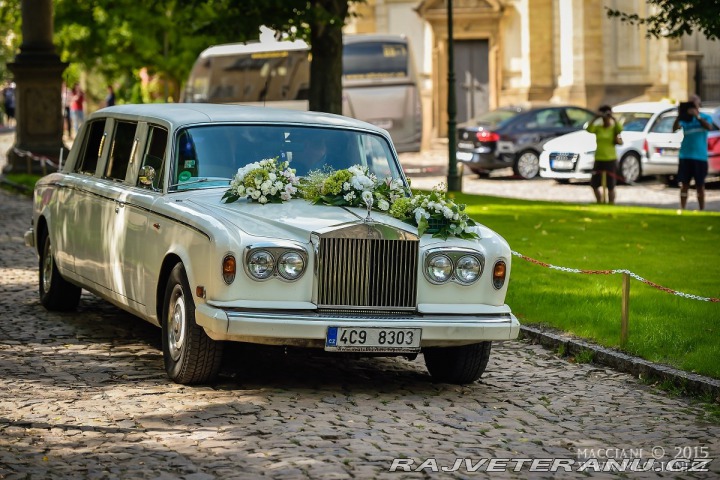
(70, 83), (85, 136)
(586, 105), (623, 204)
(673, 94), (713, 211)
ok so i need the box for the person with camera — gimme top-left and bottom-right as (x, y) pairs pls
(673, 95), (714, 211)
(586, 105), (623, 204)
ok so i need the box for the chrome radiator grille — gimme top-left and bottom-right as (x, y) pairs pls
(317, 237), (418, 310)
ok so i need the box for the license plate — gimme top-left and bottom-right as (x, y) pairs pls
(325, 327), (421, 353)
(552, 159), (574, 170)
(660, 147), (679, 156)
(458, 142), (475, 149)
(456, 151), (474, 161)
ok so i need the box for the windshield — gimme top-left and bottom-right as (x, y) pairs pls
(469, 109), (520, 128)
(171, 125), (404, 191)
(615, 112), (653, 132)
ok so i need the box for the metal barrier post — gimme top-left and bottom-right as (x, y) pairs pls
(601, 171), (608, 204)
(621, 273), (630, 347)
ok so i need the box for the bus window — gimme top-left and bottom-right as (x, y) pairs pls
(343, 41), (409, 80)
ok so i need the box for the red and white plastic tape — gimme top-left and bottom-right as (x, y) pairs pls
(12, 148), (59, 169)
(511, 250), (720, 303)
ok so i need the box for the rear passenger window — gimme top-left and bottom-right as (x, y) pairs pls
(75, 121), (105, 175)
(105, 121), (138, 181)
(651, 114), (677, 133)
(137, 126), (168, 190)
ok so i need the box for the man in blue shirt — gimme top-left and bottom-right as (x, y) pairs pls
(673, 95), (714, 210)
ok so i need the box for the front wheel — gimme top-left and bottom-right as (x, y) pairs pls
(39, 233), (81, 311)
(424, 342), (492, 384)
(162, 263), (223, 384)
(513, 151), (540, 179)
(619, 154), (641, 184)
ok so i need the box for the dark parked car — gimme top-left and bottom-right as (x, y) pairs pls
(456, 105), (595, 179)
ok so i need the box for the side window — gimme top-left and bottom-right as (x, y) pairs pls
(105, 121), (137, 181)
(75, 121), (106, 175)
(517, 109), (564, 130)
(566, 108), (594, 128)
(137, 125), (168, 190)
(650, 114), (677, 133)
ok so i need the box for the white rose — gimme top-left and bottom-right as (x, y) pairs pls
(361, 190), (373, 204)
(344, 192), (356, 202)
(280, 192), (291, 201)
(269, 172), (277, 181)
(259, 195), (268, 204)
(251, 190), (261, 199)
(378, 199), (390, 211)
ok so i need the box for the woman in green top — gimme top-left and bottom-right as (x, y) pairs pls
(586, 105), (623, 204)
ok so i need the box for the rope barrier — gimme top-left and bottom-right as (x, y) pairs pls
(12, 147), (59, 169)
(511, 250), (720, 303)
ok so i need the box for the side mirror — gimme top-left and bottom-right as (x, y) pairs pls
(139, 165), (156, 186)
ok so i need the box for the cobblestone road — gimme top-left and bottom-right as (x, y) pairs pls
(1, 190), (720, 479)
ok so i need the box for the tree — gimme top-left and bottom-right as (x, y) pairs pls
(606, 0), (720, 41)
(194, 0), (357, 114)
(0, 1), (22, 83)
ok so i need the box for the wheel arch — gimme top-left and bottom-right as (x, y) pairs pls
(35, 215), (49, 255)
(156, 253), (184, 320)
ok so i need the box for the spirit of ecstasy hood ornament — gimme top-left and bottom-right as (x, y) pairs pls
(363, 191), (374, 223)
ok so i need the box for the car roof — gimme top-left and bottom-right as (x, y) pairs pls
(90, 103), (387, 134)
(612, 102), (677, 114)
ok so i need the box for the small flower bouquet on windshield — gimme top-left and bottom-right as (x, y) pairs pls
(300, 165), (407, 212)
(223, 157), (299, 204)
(389, 186), (479, 240)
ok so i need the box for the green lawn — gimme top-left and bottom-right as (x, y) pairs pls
(452, 192), (720, 379)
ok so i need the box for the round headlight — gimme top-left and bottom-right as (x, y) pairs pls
(426, 254), (453, 283)
(455, 255), (481, 284)
(248, 250), (275, 279)
(278, 251), (305, 280)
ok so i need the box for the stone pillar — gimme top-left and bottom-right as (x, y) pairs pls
(667, 51), (703, 102)
(4, 0), (68, 175)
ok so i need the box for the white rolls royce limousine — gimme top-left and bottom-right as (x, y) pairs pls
(25, 104), (519, 385)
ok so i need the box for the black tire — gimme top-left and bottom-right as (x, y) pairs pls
(424, 341), (492, 384)
(513, 151), (540, 179)
(619, 153), (641, 184)
(39, 233), (81, 311)
(162, 263), (223, 384)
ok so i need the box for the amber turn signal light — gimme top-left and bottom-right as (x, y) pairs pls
(492, 260), (506, 290)
(222, 254), (236, 285)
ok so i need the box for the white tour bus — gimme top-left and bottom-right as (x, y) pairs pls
(182, 34), (422, 153)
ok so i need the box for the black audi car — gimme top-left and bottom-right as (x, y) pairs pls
(456, 105), (595, 179)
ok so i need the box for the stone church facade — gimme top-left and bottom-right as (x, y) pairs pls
(347, 0), (719, 141)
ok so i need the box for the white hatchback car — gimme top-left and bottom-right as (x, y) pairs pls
(25, 104), (519, 385)
(539, 102), (678, 183)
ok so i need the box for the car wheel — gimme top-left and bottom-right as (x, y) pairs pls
(163, 263), (223, 384)
(619, 153), (641, 184)
(39, 232), (81, 311)
(513, 151), (540, 179)
(423, 341), (492, 384)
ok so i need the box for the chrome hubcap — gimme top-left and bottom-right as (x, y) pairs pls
(168, 285), (186, 362)
(622, 157), (640, 183)
(42, 240), (53, 293)
(518, 153), (539, 179)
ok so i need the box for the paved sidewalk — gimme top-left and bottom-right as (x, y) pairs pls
(2, 187), (720, 478)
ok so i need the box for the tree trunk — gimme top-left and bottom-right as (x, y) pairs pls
(309, 0), (348, 114)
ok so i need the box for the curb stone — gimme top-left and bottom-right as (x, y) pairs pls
(520, 324), (720, 401)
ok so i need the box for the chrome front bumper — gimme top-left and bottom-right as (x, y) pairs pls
(24, 228), (34, 248)
(195, 303), (520, 348)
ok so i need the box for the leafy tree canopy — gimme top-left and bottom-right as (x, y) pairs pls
(606, 0), (720, 41)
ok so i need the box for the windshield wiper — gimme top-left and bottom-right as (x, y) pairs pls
(168, 177), (232, 189)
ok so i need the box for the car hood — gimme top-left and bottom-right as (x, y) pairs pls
(542, 130), (596, 152)
(185, 192), (416, 242)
